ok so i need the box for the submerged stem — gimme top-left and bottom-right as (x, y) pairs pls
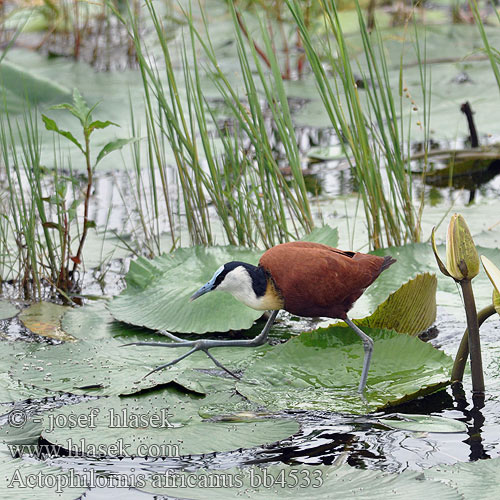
(451, 303), (496, 383)
(459, 279), (485, 395)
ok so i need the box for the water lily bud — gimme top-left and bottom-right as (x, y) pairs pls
(446, 214), (479, 281)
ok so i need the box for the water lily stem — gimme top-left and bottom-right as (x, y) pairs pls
(458, 279), (485, 395)
(451, 304), (496, 383)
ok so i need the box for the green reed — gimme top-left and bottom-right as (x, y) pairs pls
(287, 0), (427, 249)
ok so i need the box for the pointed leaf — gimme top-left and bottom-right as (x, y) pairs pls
(88, 119), (119, 134)
(481, 255), (500, 295)
(95, 137), (139, 165)
(356, 273), (437, 336)
(41, 115), (84, 153)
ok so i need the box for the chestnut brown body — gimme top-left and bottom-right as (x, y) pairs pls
(259, 241), (395, 319)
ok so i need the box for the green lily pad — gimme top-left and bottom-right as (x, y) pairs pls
(109, 246), (262, 333)
(40, 389), (299, 457)
(0, 445), (88, 499)
(19, 303), (75, 342)
(379, 414), (467, 433)
(109, 226), (339, 334)
(9, 337), (268, 397)
(0, 301), (19, 321)
(61, 300), (163, 343)
(301, 224), (339, 246)
(237, 326), (452, 414)
(0, 60), (72, 114)
(425, 457), (500, 498)
(0, 341), (53, 404)
(139, 463), (460, 499)
(354, 243), (500, 318)
(356, 273), (437, 335)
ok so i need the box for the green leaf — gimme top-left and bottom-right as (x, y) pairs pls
(88, 119), (119, 134)
(301, 224), (339, 247)
(95, 137), (139, 165)
(356, 273), (437, 336)
(0, 301), (19, 321)
(379, 413), (467, 433)
(139, 463), (460, 499)
(0, 60), (71, 113)
(40, 389), (299, 457)
(481, 255), (500, 296)
(425, 457), (500, 498)
(236, 326), (452, 414)
(0, 341), (53, 404)
(109, 246), (263, 333)
(19, 302), (75, 342)
(41, 114), (84, 153)
(0, 444), (88, 499)
(9, 334), (265, 396)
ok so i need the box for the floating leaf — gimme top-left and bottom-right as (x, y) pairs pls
(10, 337), (267, 397)
(301, 224), (338, 247)
(40, 390), (299, 457)
(109, 246), (263, 333)
(0, 341), (52, 404)
(0, 444), (88, 499)
(425, 457), (500, 498)
(139, 463), (460, 499)
(237, 327), (452, 414)
(356, 273), (437, 335)
(0, 60), (71, 113)
(109, 227), (338, 334)
(0, 301), (19, 321)
(19, 302), (75, 342)
(379, 413), (467, 433)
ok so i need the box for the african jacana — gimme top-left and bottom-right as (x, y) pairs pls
(127, 241), (396, 393)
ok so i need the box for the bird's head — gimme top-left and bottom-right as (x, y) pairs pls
(190, 261), (280, 311)
(190, 262), (257, 301)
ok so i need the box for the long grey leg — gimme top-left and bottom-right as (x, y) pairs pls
(124, 310), (280, 379)
(344, 316), (374, 394)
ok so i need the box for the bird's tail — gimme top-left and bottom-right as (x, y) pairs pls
(380, 255), (397, 272)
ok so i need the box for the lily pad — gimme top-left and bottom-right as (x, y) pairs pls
(19, 303), (75, 342)
(301, 224), (338, 246)
(9, 337), (268, 397)
(425, 457), (500, 498)
(354, 243), (500, 318)
(0, 301), (19, 321)
(0, 445), (88, 499)
(379, 414), (467, 433)
(40, 389), (299, 457)
(237, 326), (452, 414)
(0, 341), (53, 404)
(356, 273), (437, 335)
(0, 60), (72, 114)
(109, 246), (262, 333)
(109, 226), (339, 334)
(61, 300), (161, 343)
(139, 463), (460, 499)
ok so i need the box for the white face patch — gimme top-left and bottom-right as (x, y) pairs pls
(217, 266), (265, 310)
